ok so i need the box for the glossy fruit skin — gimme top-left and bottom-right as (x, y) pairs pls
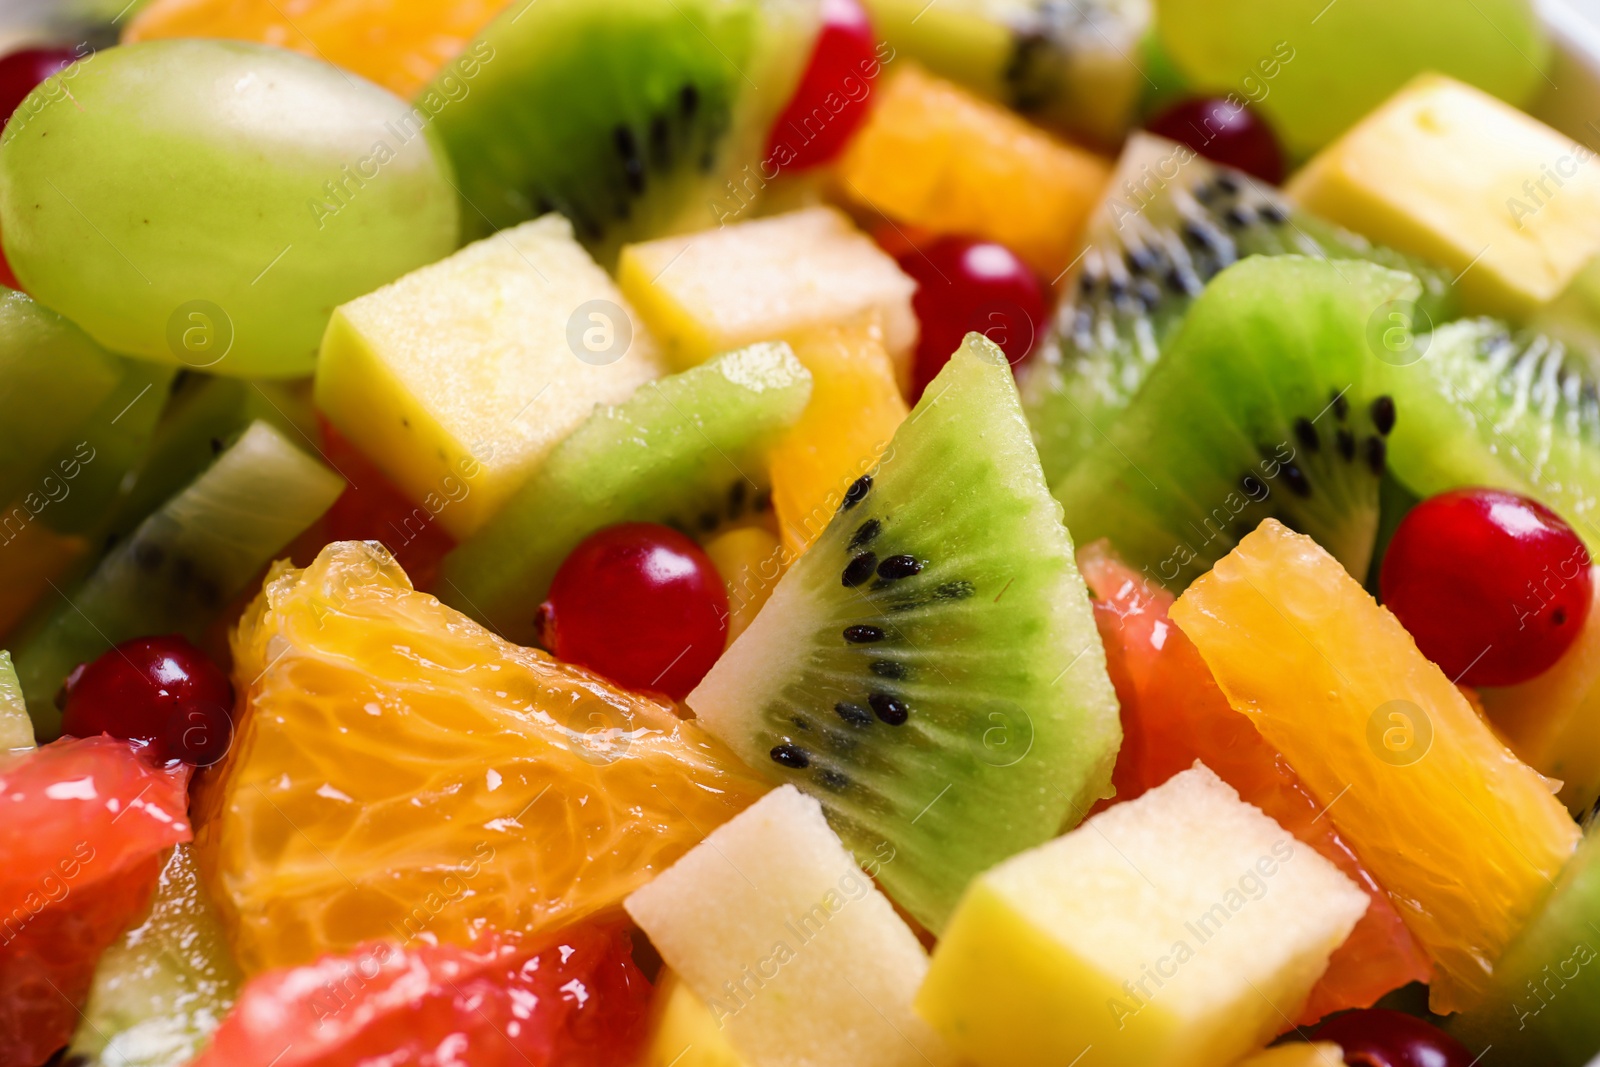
(1380, 488), (1592, 686)
(893, 236), (1048, 401)
(541, 523), (730, 700)
(1315, 1008), (1474, 1067)
(1144, 96), (1285, 184)
(60, 635), (235, 766)
(0, 736), (191, 1067)
(0, 46), (79, 129)
(0, 38), (458, 378)
(765, 0), (878, 171)
(191, 923), (652, 1067)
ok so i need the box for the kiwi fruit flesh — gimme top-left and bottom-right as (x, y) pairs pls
(425, 0), (817, 265)
(438, 342), (812, 646)
(861, 0), (1150, 147)
(1053, 255), (1416, 590)
(686, 334), (1121, 933)
(1378, 318), (1600, 553)
(1018, 133), (1455, 489)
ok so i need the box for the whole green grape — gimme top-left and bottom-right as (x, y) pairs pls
(0, 39), (460, 378)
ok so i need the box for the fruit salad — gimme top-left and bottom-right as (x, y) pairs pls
(6, 0), (1600, 1064)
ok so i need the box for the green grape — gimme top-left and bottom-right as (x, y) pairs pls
(0, 40), (460, 378)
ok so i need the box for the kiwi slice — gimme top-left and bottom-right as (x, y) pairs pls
(439, 342), (811, 646)
(1054, 255), (1416, 590)
(1017, 133), (1456, 487)
(425, 0), (816, 265)
(687, 334), (1121, 933)
(862, 0), (1149, 147)
(13, 421), (343, 737)
(1379, 318), (1600, 551)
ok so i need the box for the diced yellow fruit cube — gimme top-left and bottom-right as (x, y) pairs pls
(1234, 1045), (1344, 1067)
(702, 524), (785, 643)
(1169, 520), (1581, 1013)
(770, 315), (909, 554)
(641, 969), (749, 1067)
(315, 214), (666, 538)
(626, 784), (954, 1067)
(915, 764), (1367, 1067)
(836, 63), (1111, 280)
(616, 206), (918, 382)
(1287, 74), (1600, 317)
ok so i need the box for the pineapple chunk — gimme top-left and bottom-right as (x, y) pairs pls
(315, 215), (665, 538)
(1288, 74), (1600, 317)
(641, 969), (749, 1067)
(616, 206), (918, 383)
(625, 784), (953, 1067)
(915, 764), (1367, 1067)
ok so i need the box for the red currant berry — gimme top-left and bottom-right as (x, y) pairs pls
(60, 635), (235, 766)
(1144, 96), (1286, 185)
(764, 0), (878, 171)
(1314, 1008), (1474, 1067)
(1380, 488), (1592, 687)
(894, 236), (1048, 401)
(0, 46), (80, 129)
(540, 523), (730, 700)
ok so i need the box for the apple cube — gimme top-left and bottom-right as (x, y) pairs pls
(1288, 74), (1600, 317)
(315, 214), (666, 538)
(616, 206), (918, 383)
(625, 784), (952, 1067)
(915, 764), (1367, 1067)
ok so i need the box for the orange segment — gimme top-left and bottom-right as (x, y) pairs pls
(1169, 520), (1580, 1013)
(123, 0), (506, 98)
(199, 540), (766, 973)
(769, 316), (908, 555)
(836, 63), (1111, 280)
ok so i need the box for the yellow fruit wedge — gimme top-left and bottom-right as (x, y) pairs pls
(1288, 74), (1600, 318)
(1234, 1046), (1344, 1067)
(641, 969), (749, 1067)
(836, 63), (1111, 280)
(702, 524), (785, 644)
(198, 540), (766, 973)
(770, 315), (909, 555)
(1169, 520), (1580, 1013)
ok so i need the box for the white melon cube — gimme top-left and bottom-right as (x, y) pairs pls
(916, 763), (1368, 1067)
(625, 784), (952, 1067)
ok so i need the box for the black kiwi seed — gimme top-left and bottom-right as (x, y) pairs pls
(1259, 202), (1289, 225)
(1078, 272), (1099, 298)
(841, 475), (872, 510)
(876, 555), (922, 580)
(1337, 429), (1356, 462)
(1331, 390), (1350, 421)
(679, 83), (699, 118)
(650, 114), (671, 168)
(843, 624), (885, 644)
(1214, 173), (1241, 195)
(1363, 436), (1387, 475)
(1293, 417), (1319, 452)
(842, 553), (877, 588)
(698, 511), (719, 532)
(1222, 205), (1255, 229)
(1135, 279), (1162, 310)
(1371, 395), (1397, 436)
(870, 660), (907, 680)
(835, 701), (873, 726)
(868, 693), (909, 725)
(1126, 246), (1160, 274)
(753, 488), (773, 513)
(770, 743), (809, 769)
(848, 519), (881, 550)
(1281, 463), (1312, 498)
(728, 481), (747, 516)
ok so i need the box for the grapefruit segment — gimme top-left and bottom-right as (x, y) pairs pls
(1169, 519), (1580, 1013)
(199, 540), (767, 973)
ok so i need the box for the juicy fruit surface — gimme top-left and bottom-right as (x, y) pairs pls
(439, 342), (811, 645)
(541, 523), (730, 700)
(626, 785), (951, 1067)
(688, 336), (1121, 932)
(316, 214), (666, 540)
(916, 764), (1369, 1067)
(1155, 0), (1548, 158)
(68, 844), (241, 1067)
(124, 0), (507, 98)
(1054, 255), (1412, 590)
(765, 0), (879, 170)
(192, 923), (651, 1067)
(1380, 489), (1592, 687)
(1081, 543), (1430, 1023)
(204, 540), (766, 973)
(61, 635), (235, 766)
(1169, 520), (1581, 1012)
(0, 737), (191, 1067)
(1289, 74), (1598, 317)
(0, 39), (459, 378)
(837, 63), (1111, 279)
